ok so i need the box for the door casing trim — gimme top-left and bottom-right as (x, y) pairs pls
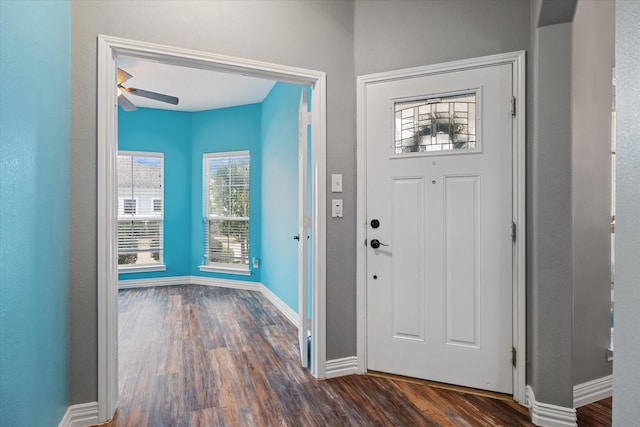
(355, 51), (526, 404)
(97, 35), (327, 421)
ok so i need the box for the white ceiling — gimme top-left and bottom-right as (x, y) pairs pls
(117, 56), (277, 112)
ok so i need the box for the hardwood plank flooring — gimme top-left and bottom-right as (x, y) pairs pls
(113, 284), (606, 426)
(577, 397), (612, 426)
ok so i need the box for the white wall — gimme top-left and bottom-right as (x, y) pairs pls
(613, 0), (640, 424)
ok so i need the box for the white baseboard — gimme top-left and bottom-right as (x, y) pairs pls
(325, 356), (359, 379)
(118, 275), (260, 291)
(58, 402), (99, 427)
(526, 385), (577, 427)
(573, 375), (612, 408)
(259, 283), (298, 327)
(118, 275), (192, 289)
(188, 275), (261, 291)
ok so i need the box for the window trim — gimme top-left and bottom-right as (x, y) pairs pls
(201, 150), (251, 274)
(117, 150), (165, 273)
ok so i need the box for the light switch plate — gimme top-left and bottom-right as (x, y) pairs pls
(332, 199), (343, 218)
(331, 174), (343, 193)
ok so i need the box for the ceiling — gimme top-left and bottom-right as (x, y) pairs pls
(117, 56), (277, 112)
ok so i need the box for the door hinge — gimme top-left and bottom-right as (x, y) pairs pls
(302, 111), (312, 126)
(512, 347), (517, 367)
(510, 96), (516, 117)
(511, 222), (516, 243)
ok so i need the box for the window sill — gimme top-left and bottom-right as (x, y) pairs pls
(199, 265), (251, 276)
(118, 264), (167, 274)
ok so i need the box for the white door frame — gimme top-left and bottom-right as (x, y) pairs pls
(298, 88), (310, 367)
(97, 35), (328, 422)
(355, 51), (526, 404)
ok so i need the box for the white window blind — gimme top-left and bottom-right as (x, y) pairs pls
(123, 199), (137, 215)
(203, 151), (250, 269)
(117, 152), (164, 268)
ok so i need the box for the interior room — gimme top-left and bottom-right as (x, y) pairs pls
(113, 57), (314, 423)
(114, 57), (306, 311)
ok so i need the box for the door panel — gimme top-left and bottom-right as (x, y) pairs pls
(444, 174), (480, 347)
(365, 63), (513, 393)
(391, 177), (425, 340)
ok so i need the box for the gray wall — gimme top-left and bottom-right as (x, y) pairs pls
(571, 0), (614, 386)
(527, 0), (615, 408)
(354, 0), (531, 75)
(70, 0), (618, 413)
(72, 0), (531, 405)
(614, 0), (640, 424)
(71, 0), (356, 403)
(529, 19), (575, 408)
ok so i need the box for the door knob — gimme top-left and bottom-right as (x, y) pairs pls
(370, 239), (389, 249)
(293, 235), (300, 240)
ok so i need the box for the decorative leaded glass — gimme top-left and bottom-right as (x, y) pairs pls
(394, 93), (477, 154)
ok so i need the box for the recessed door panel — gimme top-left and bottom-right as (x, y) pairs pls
(391, 177), (425, 341)
(444, 175), (480, 348)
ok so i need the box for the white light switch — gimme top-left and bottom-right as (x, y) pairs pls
(331, 174), (343, 193)
(332, 199), (343, 218)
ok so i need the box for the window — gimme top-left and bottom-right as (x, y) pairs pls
(117, 152), (164, 271)
(202, 151), (250, 273)
(394, 92), (477, 155)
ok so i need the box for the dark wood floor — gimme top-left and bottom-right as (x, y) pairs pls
(577, 397), (612, 427)
(113, 284), (609, 426)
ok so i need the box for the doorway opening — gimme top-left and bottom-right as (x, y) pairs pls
(97, 35), (327, 422)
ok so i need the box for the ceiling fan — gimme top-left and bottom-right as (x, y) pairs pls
(117, 68), (179, 112)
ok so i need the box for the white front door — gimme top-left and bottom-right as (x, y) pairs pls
(365, 63), (514, 393)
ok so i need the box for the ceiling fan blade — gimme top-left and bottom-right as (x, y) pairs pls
(118, 93), (137, 112)
(124, 87), (179, 105)
(117, 68), (133, 85)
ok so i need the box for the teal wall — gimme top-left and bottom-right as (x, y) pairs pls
(191, 104), (263, 282)
(261, 83), (304, 310)
(117, 95), (304, 309)
(118, 108), (192, 280)
(118, 104), (264, 283)
(0, 1), (71, 425)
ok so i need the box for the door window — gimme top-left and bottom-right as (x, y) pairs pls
(394, 92), (478, 155)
